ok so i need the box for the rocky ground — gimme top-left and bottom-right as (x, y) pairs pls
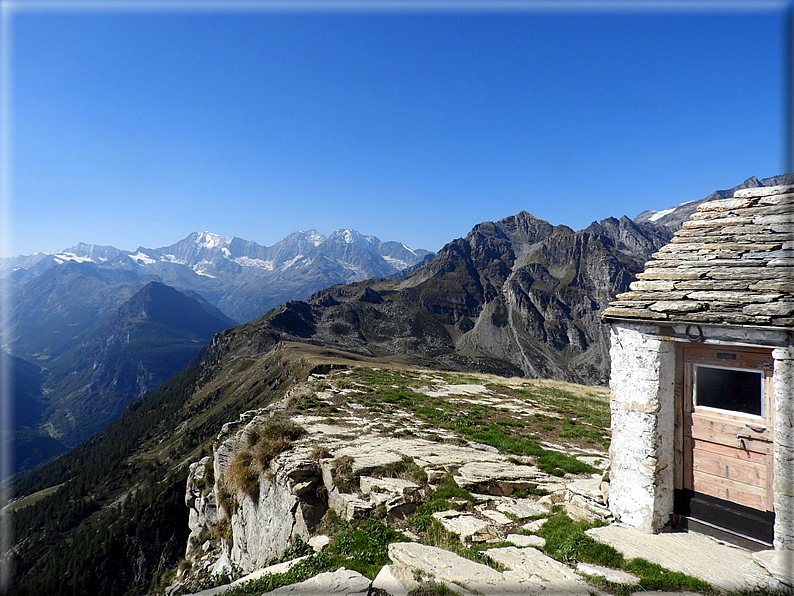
(167, 364), (791, 596)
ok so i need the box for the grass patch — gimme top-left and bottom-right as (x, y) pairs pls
(625, 558), (714, 594)
(340, 368), (599, 477)
(325, 518), (410, 578)
(370, 456), (428, 485)
(331, 455), (357, 492)
(431, 473), (476, 502)
(222, 517), (409, 595)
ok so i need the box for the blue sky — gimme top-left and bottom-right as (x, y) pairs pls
(8, 3), (788, 255)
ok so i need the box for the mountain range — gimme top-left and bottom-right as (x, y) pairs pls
(5, 229), (432, 326)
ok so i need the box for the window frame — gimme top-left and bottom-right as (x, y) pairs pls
(692, 362), (765, 421)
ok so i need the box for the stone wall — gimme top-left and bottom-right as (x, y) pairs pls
(773, 347), (794, 550)
(607, 322), (676, 532)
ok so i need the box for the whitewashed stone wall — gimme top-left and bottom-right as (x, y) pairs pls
(608, 322), (676, 532)
(773, 347), (794, 550)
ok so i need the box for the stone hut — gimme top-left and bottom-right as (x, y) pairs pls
(601, 184), (793, 550)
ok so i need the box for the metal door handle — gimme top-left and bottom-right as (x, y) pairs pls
(745, 424), (766, 432)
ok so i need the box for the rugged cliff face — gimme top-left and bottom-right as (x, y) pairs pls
(245, 212), (671, 385)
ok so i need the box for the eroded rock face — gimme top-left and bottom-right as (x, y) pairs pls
(229, 445), (326, 570)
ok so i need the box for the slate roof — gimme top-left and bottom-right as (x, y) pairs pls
(602, 184), (794, 328)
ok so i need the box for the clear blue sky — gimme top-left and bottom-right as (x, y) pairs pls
(8, 3), (788, 255)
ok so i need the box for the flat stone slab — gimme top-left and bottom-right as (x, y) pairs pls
(753, 550), (794, 587)
(481, 509), (513, 525)
(586, 525), (784, 592)
(360, 476), (420, 496)
(267, 568), (371, 595)
(454, 461), (543, 486)
(485, 546), (592, 595)
(432, 511), (498, 542)
(521, 519), (546, 533)
(506, 534), (545, 548)
(496, 498), (548, 519)
(576, 562), (640, 585)
(308, 535), (330, 552)
(388, 542), (507, 596)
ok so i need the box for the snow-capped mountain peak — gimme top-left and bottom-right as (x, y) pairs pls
(194, 231), (232, 250)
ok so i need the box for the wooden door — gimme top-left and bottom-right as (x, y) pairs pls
(682, 346), (774, 514)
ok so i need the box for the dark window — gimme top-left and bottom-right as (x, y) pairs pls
(694, 365), (762, 417)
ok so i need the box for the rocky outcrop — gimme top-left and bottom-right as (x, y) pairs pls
(180, 368), (612, 586)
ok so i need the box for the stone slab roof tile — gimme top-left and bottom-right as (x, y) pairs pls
(604, 183), (793, 327)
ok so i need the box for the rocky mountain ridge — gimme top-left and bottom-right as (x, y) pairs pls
(239, 211), (671, 385)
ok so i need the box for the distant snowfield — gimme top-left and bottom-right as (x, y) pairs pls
(383, 256), (409, 269)
(128, 252), (156, 265)
(53, 252), (93, 263)
(648, 207), (675, 222)
(232, 256), (275, 270)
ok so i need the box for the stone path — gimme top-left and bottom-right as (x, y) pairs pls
(586, 524), (788, 592)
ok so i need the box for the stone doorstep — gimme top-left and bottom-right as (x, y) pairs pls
(586, 524), (788, 593)
(752, 550), (794, 588)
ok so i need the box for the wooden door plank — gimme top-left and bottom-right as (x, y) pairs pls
(692, 470), (767, 510)
(689, 437), (768, 464)
(692, 451), (767, 487)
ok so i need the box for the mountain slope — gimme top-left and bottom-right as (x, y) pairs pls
(42, 282), (236, 447)
(0, 353), (68, 479)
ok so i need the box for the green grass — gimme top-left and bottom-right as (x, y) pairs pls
(431, 473), (476, 502)
(370, 456), (429, 485)
(421, 519), (504, 571)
